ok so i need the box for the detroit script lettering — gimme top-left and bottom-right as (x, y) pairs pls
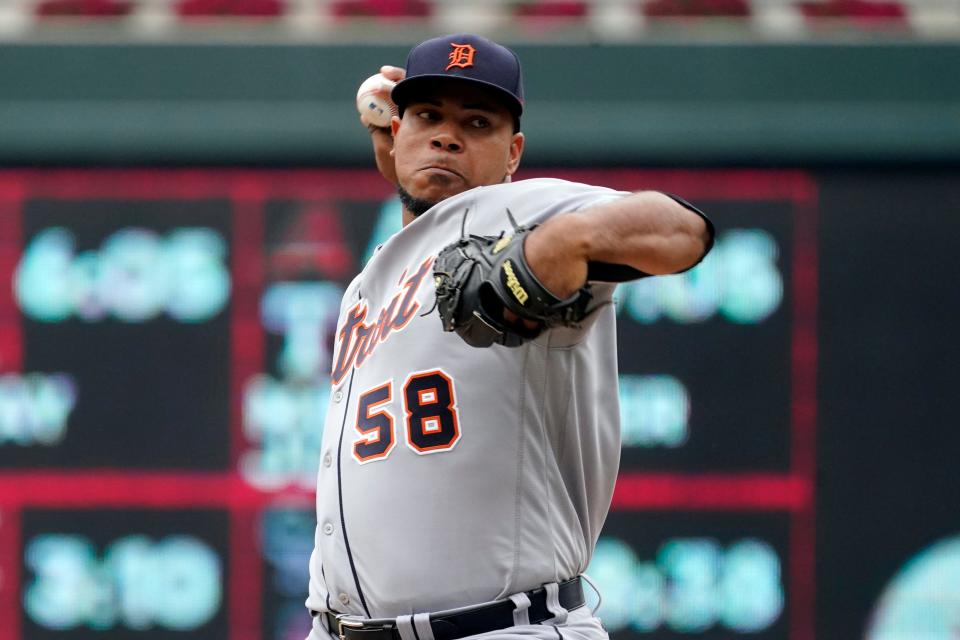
(331, 257), (434, 385)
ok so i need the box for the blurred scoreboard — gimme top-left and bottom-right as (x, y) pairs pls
(0, 169), (817, 640)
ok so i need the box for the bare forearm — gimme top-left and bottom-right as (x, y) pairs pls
(524, 191), (711, 298)
(577, 191), (709, 274)
(369, 125), (398, 185)
(359, 66), (405, 185)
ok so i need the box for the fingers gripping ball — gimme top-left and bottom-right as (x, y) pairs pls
(432, 222), (593, 348)
(356, 73), (398, 128)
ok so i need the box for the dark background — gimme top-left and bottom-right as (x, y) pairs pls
(11, 200), (232, 470)
(816, 169), (960, 640)
(599, 510), (793, 640)
(20, 508), (230, 640)
(617, 199), (795, 473)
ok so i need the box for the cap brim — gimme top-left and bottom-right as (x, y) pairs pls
(391, 75), (523, 118)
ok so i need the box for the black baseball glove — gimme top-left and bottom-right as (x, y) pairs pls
(432, 219), (593, 348)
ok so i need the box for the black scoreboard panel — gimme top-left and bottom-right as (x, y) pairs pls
(590, 511), (791, 640)
(6, 199), (232, 470)
(29, 168), (960, 640)
(0, 169), (816, 640)
(614, 199), (795, 472)
(20, 508), (229, 640)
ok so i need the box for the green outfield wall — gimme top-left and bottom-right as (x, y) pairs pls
(0, 42), (957, 165)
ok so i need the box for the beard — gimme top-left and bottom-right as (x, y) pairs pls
(397, 184), (439, 218)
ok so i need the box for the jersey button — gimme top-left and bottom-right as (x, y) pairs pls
(322, 522), (334, 535)
(339, 593), (351, 606)
(322, 452), (333, 467)
(333, 390), (344, 403)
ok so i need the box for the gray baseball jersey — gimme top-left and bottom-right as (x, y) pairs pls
(306, 178), (630, 630)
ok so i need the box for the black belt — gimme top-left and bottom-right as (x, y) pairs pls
(321, 576), (584, 640)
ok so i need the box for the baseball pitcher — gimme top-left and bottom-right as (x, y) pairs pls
(306, 33), (714, 640)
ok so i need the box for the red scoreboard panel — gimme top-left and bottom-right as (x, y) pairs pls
(0, 169), (817, 640)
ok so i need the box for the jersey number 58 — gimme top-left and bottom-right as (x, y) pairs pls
(352, 369), (461, 463)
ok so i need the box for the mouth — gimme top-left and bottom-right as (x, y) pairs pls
(420, 165), (465, 181)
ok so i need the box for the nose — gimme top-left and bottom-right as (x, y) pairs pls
(430, 132), (462, 153)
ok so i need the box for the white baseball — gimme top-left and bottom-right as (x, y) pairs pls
(356, 73), (398, 128)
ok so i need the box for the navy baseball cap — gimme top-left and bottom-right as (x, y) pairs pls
(391, 33), (524, 120)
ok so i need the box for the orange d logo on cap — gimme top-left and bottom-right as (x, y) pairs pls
(445, 43), (476, 71)
(392, 34), (524, 119)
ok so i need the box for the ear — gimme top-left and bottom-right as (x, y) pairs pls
(505, 132), (525, 177)
(390, 115), (402, 138)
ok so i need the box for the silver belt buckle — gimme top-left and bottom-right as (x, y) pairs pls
(336, 615), (365, 640)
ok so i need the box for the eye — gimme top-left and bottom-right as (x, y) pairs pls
(469, 117), (490, 129)
(417, 109), (439, 121)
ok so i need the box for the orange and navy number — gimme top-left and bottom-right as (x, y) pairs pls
(404, 370), (460, 453)
(353, 382), (395, 463)
(352, 369), (461, 463)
